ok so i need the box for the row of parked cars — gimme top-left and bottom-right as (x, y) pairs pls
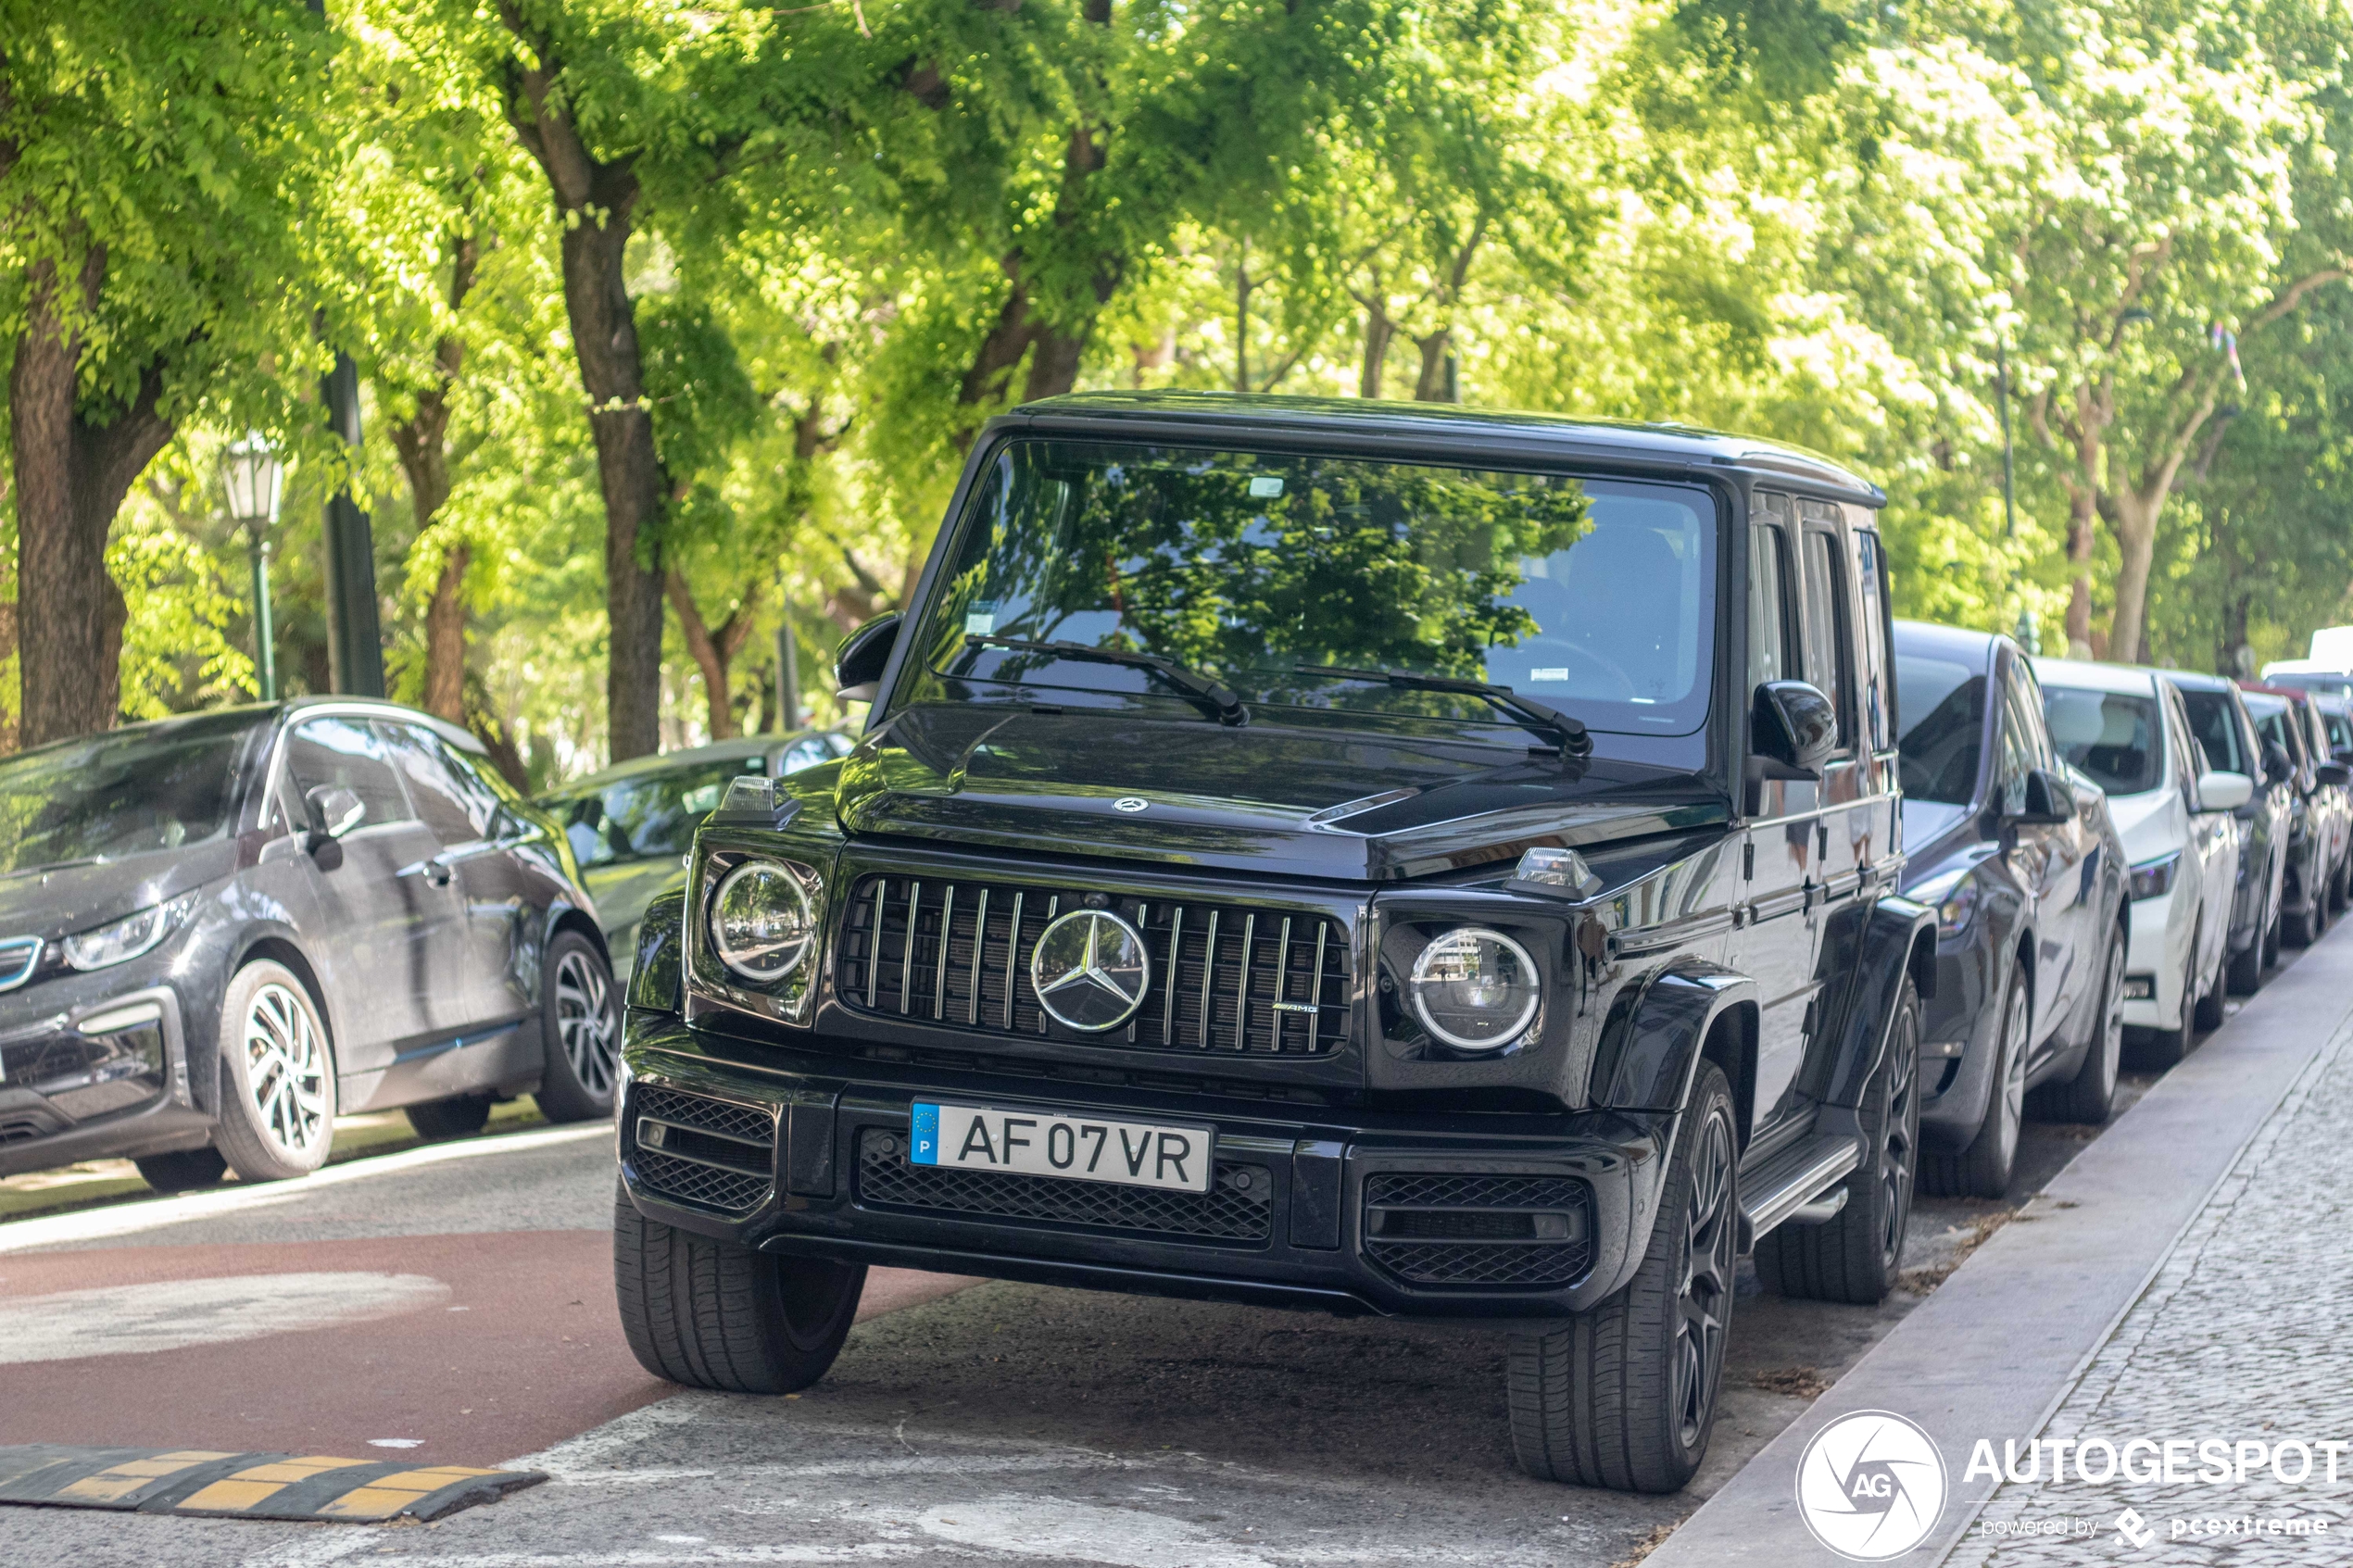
(6, 395), (2349, 1499)
(1893, 627), (2353, 1198)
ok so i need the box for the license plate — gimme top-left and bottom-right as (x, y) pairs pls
(910, 1102), (1214, 1194)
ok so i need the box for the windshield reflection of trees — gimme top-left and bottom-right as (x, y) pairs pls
(930, 445), (1590, 712)
(0, 719), (259, 872)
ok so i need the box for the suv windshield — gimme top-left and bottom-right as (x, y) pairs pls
(1894, 654), (1984, 805)
(548, 759), (751, 869)
(917, 440), (1718, 740)
(0, 712), (263, 874)
(2044, 686), (2161, 795)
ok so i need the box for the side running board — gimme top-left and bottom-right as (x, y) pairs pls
(1737, 1132), (1862, 1251)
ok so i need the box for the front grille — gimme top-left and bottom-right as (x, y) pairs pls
(1363, 1173), (1592, 1288)
(837, 874), (1349, 1055)
(855, 1127), (1272, 1242)
(628, 1086), (777, 1215)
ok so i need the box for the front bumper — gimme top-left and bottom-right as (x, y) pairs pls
(618, 1015), (1667, 1322)
(2121, 888), (2187, 1030)
(0, 969), (210, 1177)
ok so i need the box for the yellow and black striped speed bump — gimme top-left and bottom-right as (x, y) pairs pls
(0, 1445), (545, 1523)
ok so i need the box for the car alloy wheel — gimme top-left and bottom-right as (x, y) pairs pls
(1878, 1002), (1919, 1267)
(1991, 979), (2029, 1174)
(1674, 1102), (1737, 1452)
(555, 947), (617, 1098)
(245, 981), (330, 1159)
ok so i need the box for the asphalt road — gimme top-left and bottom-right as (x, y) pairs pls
(0, 966), (2275, 1568)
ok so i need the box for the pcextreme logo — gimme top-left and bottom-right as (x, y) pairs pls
(1795, 1410), (1950, 1561)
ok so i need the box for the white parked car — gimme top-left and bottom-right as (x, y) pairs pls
(2034, 659), (2250, 1064)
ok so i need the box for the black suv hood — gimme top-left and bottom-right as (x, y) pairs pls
(836, 705), (1728, 881)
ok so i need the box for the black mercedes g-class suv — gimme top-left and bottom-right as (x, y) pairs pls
(613, 393), (1933, 1494)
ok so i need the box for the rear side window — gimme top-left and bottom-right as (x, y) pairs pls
(1800, 529), (1854, 749)
(1748, 521), (1793, 686)
(1851, 526), (1894, 752)
(2180, 690), (2248, 775)
(284, 718), (411, 831)
(2044, 687), (2161, 796)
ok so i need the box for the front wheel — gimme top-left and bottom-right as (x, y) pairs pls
(1507, 1060), (1735, 1493)
(1756, 977), (1920, 1305)
(614, 1180), (865, 1393)
(1921, 969), (2025, 1198)
(535, 932), (619, 1123)
(2032, 927), (2124, 1124)
(212, 960), (337, 1183)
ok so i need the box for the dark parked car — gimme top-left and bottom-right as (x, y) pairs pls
(2239, 685), (2351, 945)
(0, 699), (615, 1191)
(537, 728), (852, 979)
(1891, 622), (2127, 1198)
(612, 392), (1938, 1494)
(2172, 672), (2292, 993)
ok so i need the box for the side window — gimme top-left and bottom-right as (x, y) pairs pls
(1747, 520), (1793, 686)
(1995, 685), (2037, 817)
(1799, 527), (1854, 750)
(283, 717), (409, 832)
(378, 723), (492, 847)
(2002, 660), (2053, 769)
(2163, 691), (2202, 789)
(428, 734), (520, 838)
(1852, 526), (1894, 752)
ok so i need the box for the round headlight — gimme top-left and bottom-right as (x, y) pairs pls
(1409, 926), (1541, 1051)
(708, 860), (815, 984)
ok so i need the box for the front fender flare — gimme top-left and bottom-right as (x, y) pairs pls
(1818, 894), (1937, 1109)
(1589, 959), (1758, 1114)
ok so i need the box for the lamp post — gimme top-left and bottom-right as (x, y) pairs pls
(221, 432), (285, 702)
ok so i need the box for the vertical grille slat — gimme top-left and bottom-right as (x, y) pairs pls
(837, 873), (1346, 1057)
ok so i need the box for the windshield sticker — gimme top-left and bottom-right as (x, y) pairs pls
(1248, 475), (1284, 498)
(964, 602), (998, 636)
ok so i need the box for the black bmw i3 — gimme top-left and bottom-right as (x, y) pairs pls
(0, 698), (614, 1190)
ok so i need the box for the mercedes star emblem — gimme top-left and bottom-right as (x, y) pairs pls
(1029, 909), (1151, 1032)
(1114, 797), (1149, 813)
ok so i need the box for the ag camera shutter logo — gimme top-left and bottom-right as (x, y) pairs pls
(1795, 1410), (1948, 1561)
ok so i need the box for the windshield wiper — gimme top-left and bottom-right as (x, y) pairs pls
(1293, 664), (1592, 758)
(967, 635), (1250, 726)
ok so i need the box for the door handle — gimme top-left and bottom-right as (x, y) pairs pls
(400, 859), (454, 888)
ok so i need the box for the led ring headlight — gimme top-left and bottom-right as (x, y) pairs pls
(1409, 925), (1541, 1051)
(708, 859), (816, 985)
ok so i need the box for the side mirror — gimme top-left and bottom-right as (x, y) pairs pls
(2264, 741), (2295, 784)
(2197, 769), (2256, 812)
(303, 784), (364, 850)
(2318, 760), (2352, 790)
(2008, 767), (2077, 825)
(1750, 681), (1838, 779)
(834, 612), (901, 704)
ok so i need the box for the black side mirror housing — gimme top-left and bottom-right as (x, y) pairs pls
(835, 612), (901, 704)
(2318, 760), (2351, 789)
(2264, 740), (2296, 785)
(1749, 681), (1839, 780)
(2010, 767), (2077, 825)
(302, 784), (365, 857)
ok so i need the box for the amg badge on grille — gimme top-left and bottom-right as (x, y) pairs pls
(1029, 909), (1151, 1031)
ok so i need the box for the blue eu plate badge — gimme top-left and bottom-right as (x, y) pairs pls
(910, 1103), (940, 1164)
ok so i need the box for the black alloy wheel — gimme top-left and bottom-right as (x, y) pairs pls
(1673, 1104), (1737, 1454)
(1756, 977), (1920, 1305)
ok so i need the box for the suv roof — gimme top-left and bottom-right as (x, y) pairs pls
(1003, 392), (1884, 507)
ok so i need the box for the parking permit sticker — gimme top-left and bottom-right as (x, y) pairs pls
(963, 601), (997, 636)
(1248, 475), (1284, 498)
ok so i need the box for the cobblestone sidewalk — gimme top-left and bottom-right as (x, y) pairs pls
(1951, 1017), (2353, 1564)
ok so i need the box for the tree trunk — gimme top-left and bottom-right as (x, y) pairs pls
(389, 233), (480, 724)
(1413, 327), (1452, 401)
(422, 548), (471, 721)
(12, 247), (173, 748)
(500, 18), (668, 762)
(1359, 306), (1394, 398)
(664, 570), (756, 742)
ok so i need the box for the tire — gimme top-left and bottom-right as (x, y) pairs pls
(614, 1179), (865, 1393)
(2032, 927), (2124, 1124)
(1920, 969), (2026, 1198)
(406, 1093), (494, 1141)
(2286, 881), (2321, 947)
(134, 1147), (228, 1193)
(1756, 977), (1919, 1306)
(2194, 939), (2228, 1031)
(2228, 892), (2270, 995)
(1506, 1061), (1735, 1493)
(2263, 905), (2282, 968)
(535, 931), (619, 1123)
(212, 960), (337, 1183)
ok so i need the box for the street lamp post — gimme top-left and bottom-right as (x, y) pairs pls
(221, 433), (285, 702)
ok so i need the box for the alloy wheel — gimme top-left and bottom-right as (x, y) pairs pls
(1879, 1004), (1919, 1265)
(1994, 980), (2030, 1173)
(245, 982), (328, 1157)
(1672, 1104), (1735, 1452)
(556, 948), (617, 1097)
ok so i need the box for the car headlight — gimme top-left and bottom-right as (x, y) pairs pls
(64, 892), (200, 972)
(2129, 850), (2180, 902)
(708, 860), (816, 984)
(1909, 866), (1978, 938)
(1409, 926), (1541, 1051)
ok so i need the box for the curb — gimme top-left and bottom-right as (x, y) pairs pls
(1646, 927), (2353, 1567)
